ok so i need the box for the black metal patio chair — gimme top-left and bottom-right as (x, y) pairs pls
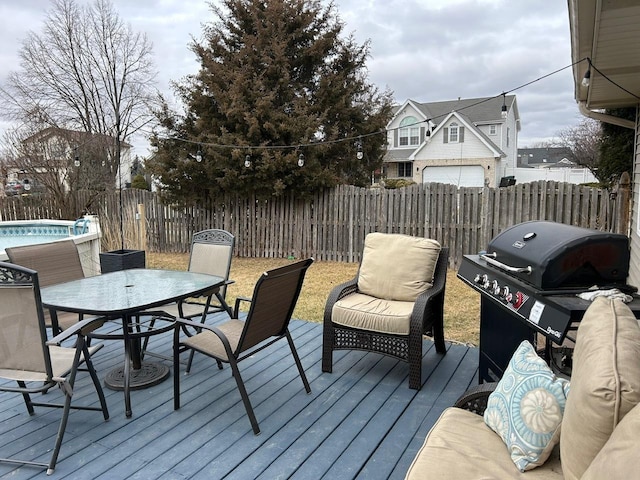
(0, 261), (109, 475)
(6, 240), (97, 334)
(141, 229), (235, 365)
(173, 258), (314, 434)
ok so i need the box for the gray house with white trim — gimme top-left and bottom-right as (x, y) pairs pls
(384, 96), (520, 187)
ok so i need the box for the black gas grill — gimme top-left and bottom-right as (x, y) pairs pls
(457, 220), (639, 382)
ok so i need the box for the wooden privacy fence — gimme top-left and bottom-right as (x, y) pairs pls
(0, 179), (630, 268)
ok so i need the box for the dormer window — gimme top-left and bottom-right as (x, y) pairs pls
(449, 123), (459, 142)
(443, 121), (464, 144)
(399, 117), (420, 146)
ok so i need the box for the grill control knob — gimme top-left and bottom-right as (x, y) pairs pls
(482, 275), (490, 289)
(501, 286), (510, 299)
(491, 280), (500, 295)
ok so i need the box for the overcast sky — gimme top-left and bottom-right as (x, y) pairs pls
(0, 0), (582, 157)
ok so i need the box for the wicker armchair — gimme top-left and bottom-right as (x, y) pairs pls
(322, 233), (448, 390)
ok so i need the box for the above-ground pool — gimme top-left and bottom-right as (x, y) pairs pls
(0, 217), (102, 276)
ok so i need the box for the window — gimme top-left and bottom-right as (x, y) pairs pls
(398, 162), (412, 177)
(443, 122), (464, 143)
(399, 117), (420, 146)
(489, 125), (497, 135)
(449, 122), (459, 143)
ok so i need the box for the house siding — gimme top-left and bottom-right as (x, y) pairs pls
(424, 123), (492, 159)
(629, 107), (640, 287)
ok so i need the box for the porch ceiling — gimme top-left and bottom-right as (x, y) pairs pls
(569, 0), (640, 109)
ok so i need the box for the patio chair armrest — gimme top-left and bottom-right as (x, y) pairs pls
(234, 296), (252, 317)
(323, 277), (359, 323)
(453, 382), (498, 416)
(411, 248), (448, 332)
(46, 316), (107, 346)
(175, 317), (235, 357)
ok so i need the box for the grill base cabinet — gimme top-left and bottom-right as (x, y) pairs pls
(479, 298), (535, 382)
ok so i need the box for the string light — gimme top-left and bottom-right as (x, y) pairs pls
(581, 68), (591, 87)
(297, 152), (305, 167)
(356, 137), (363, 160)
(152, 57), (610, 154)
(195, 149), (203, 162)
(244, 153), (251, 168)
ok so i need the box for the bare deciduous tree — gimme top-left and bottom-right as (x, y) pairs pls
(552, 118), (601, 177)
(0, 0), (156, 211)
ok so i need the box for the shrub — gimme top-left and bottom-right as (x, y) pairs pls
(384, 178), (416, 189)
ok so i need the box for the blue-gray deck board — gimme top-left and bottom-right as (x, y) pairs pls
(0, 315), (478, 479)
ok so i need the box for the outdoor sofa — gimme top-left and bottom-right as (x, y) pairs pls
(405, 296), (640, 479)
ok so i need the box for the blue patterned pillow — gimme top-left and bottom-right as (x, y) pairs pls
(484, 340), (570, 472)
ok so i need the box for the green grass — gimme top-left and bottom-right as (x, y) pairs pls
(147, 253), (480, 346)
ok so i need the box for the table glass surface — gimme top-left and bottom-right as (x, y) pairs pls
(40, 268), (224, 316)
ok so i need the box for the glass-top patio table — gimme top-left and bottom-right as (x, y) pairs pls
(40, 268), (229, 417)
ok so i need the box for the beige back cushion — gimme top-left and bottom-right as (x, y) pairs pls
(581, 401), (640, 480)
(560, 297), (640, 480)
(357, 233), (441, 302)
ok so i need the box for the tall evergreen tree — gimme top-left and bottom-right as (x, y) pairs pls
(149, 0), (393, 202)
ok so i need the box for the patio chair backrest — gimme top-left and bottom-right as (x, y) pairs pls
(188, 229), (235, 300)
(237, 258), (313, 353)
(6, 240), (86, 287)
(0, 262), (52, 380)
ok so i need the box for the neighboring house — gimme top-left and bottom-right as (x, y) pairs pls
(13, 127), (132, 191)
(384, 95), (520, 187)
(517, 147), (575, 168)
(568, 1), (640, 284)
(515, 147), (597, 184)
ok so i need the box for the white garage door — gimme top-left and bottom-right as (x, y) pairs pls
(422, 165), (485, 187)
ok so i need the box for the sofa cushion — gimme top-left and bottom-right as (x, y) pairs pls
(484, 340), (570, 472)
(357, 233), (441, 302)
(581, 401), (640, 479)
(560, 297), (640, 480)
(405, 407), (564, 480)
(332, 293), (414, 335)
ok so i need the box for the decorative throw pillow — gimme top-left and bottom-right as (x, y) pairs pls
(484, 340), (570, 472)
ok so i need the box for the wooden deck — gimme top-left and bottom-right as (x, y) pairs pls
(0, 315), (479, 479)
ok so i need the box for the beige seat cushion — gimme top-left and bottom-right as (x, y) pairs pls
(332, 293), (414, 335)
(560, 297), (640, 480)
(357, 233), (441, 302)
(582, 401), (640, 479)
(405, 407), (564, 480)
(181, 319), (245, 361)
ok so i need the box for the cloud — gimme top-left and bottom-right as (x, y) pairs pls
(0, 0), (582, 154)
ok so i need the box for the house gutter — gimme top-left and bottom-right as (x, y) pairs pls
(578, 102), (636, 130)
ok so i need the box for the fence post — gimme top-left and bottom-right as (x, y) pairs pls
(137, 203), (148, 251)
(613, 171), (631, 235)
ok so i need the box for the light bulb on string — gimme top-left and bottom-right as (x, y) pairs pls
(195, 149), (203, 162)
(581, 68), (591, 87)
(244, 154), (251, 168)
(501, 94), (508, 119)
(356, 137), (363, 160)
(297, 153), (305, 167)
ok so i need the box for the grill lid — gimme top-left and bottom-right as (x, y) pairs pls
(486, 221), (630, 290)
